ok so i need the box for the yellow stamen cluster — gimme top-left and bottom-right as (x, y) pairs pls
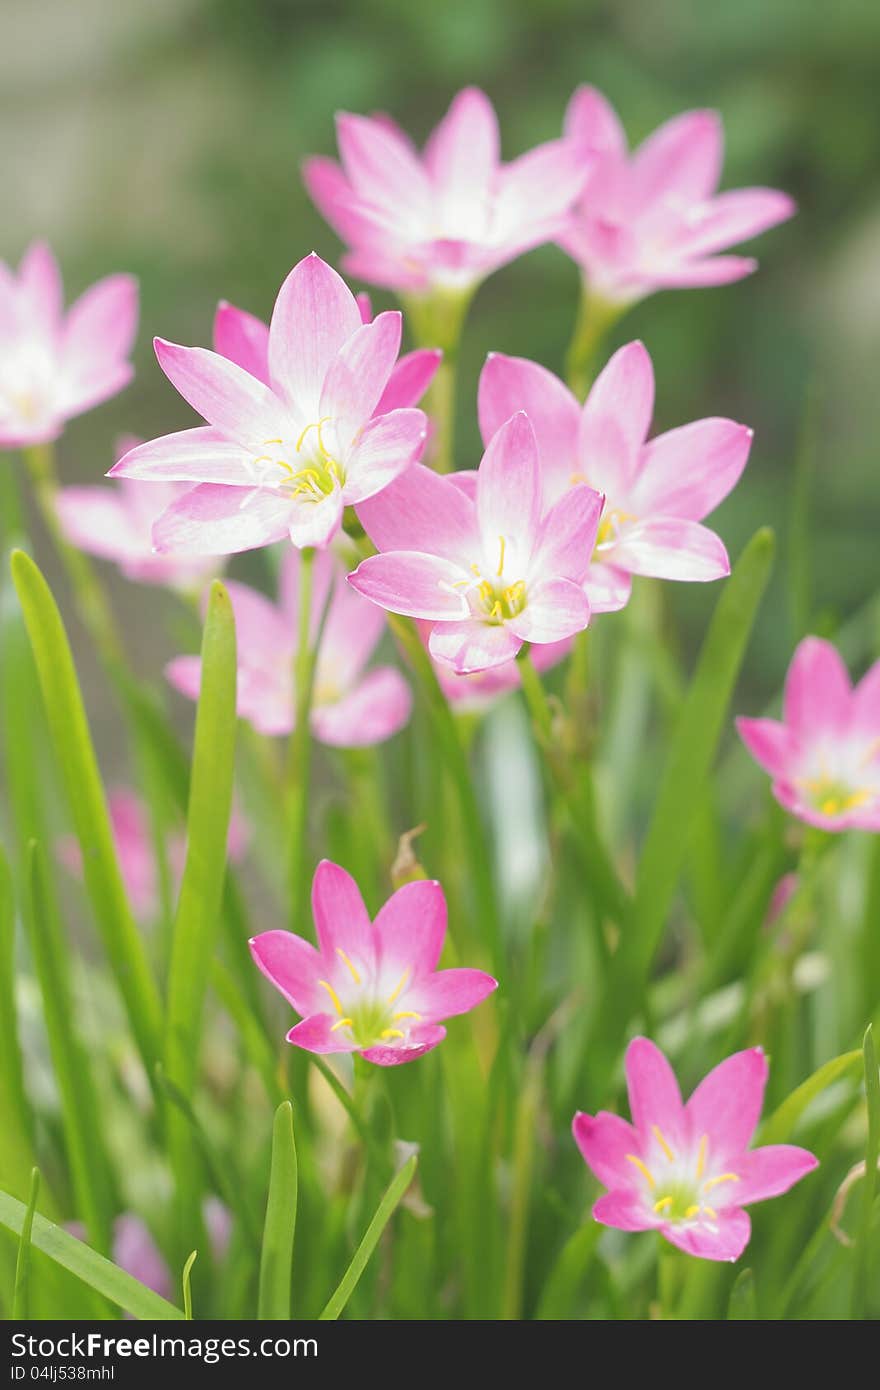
(317, 956), (422, 1048)
(625, 1129), (740, 1225)
(796, 772), (872, 819)
(250, 420), (345, 503)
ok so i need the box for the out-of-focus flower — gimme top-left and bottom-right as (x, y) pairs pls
(765, 873), (799, 926)
(0, 241), (138, 448)
(737, 637), (880, 832)
(350, 412), (602, 674)
(303, 88), (587, 297)
(479, 342), (751, 612)
(55, 437), (218, 590)
(69, 1200), (231, 1307)
(109, 255), (427, 553)
(251, 860), (496, 1065)
(573, 1037), (817, 1262)
(559, 87), (795, 306)
(421, 619), (572, 711)
(58, 787), (249, 919)
(167, 548), (411, 745)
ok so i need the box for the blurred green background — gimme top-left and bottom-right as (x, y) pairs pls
(3, 0), (879, 733)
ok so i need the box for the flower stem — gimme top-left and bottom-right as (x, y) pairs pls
(287, 546), (317, 930)
(516, 646), (554, 744)
(564, 283), (624, 400)
(403, 289), (473, 474)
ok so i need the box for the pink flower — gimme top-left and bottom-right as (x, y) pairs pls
(573, 1037), (817, 1262)
(55, 437), (218, 590)
(559, 87), (795, 305)
(350, 412), (603, 674)
(479, 342), (751, 611)
(0, 241), (138, 447)
(167, 548), (411, 745)
(422, 620), (572, 711)
(250, 860), (496, 1066)
(737, 637), (880, 832)
(68, 1200), (231, 1307)
(108, 254), (428, 554)
(303, 88), (587, 296)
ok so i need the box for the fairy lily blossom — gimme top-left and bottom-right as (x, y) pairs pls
(737, 637), (880, 831)
(351, 411), (603, 674)
(303, 87), (587, 296)
(559, 86), (795, 306)
(167, 548), (411, 745)
(0, 241), (138, 447)
(419, 620), (573, 711)
(250, 860), (496, 1065)
(479, 341), (751, 610)
(573, 1037), (818, 1262)
(108, 254), (428, 553)
(56, 437), (217, 590)
(68, 1200), (231, 1304)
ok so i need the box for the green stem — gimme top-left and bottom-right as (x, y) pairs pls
(516, 646), (553, 743)
(288, 547), (317, 929)
(564, 283), (625, 400)
(403, 289), (473, 474)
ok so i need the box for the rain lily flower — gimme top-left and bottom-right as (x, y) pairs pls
(167, 548), (411, 745)
(55, 437), (218, 590)
(0, 241), (138, 447)
(422, 621), (572, 711)
(251, 860), (496, 1065)
(737, 637), (880, 831)
(351, 412), (603, 674)
(68, 1200), (231, 1306)
(573, 1037), (817, 1261)
(559, 86), (795, 306)
(108, 254), (428, 553)
(479, 341), (751, 611)
(303, 87), (587, 297)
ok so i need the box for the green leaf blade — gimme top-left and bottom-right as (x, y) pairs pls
(258, 1101), (298, 1321)
(319, 1154), (417, 1321)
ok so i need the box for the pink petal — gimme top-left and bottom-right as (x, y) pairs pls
(573, 1110), (643, 1190)
(348, 552), (469, 620)
(662, 1209), (751, 1262)
(631, 419), (752, 522)
(235, 668), (293, 737)
(685, 1047), (768, 1160)
(476, 411), (541, 556)
(592, 1191), (653, 1233)
(632, 110), (722, 207)
(302, 155), (357, 240)
(783, 637), (852, 740)
(153, 483), (292, 556)
(355, 462), (478, 565)
(478, 353), (580, 487)
(315, 566), (385, 684)
(448, 469), (478, 501)
(625, 1037), (685, 1140)
(287, 1013), (359, 1055)
(222, 579), (292, 661)
(19, 241), (63, 332)
(267, 253), (361, 411)
(320, 311), (402, 447)
(311, 859), (374, 966)
(213, 301), (270, 384)
(853, 658), (880, 733)
(494, 140), (589, 230)
(732, 1144), (818, 1206)
(610, 517), (730, 581)
(584, 561), (632, 614)
(344, 408), (429, 503)
(356, 292), (372, 323)
(578, 341), (655, 496)
(425, 87), (499, 219)
(165, 654), (203, 705)
(376, 349), (441, 414)
(154, 339), (284, 446)
(287, 485), (345, 550)
(55, 486), (139, 563)
(406, 967), (497, 1021)
(735, 717), (797, 780)
(647, 255), (757, 290)
(57, 362), (135, 420)
(428, 617), (522, 674)
(505, 578), (590, 644)
(249, 930), (327, 1016)
(677, 188), (796, 259)
(360, 1022), (446, 1067)
(113, 1216), (172, 1300)
(109, 426), (253, 485)
(62, 273), (138, 372)
(532, 483), (603, 583)
(563, 85), (628, 159)
(336, 111), (431, 215)
(311, 667), (412, 747)
(373, 879), (447, 977)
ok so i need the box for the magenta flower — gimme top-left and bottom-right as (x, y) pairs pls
(303, 88), (586, 296)
(573, 1037), (818, 1262)
(56, 437), (217, 590)
(737, 637), (880, 832)
(350, 412), (603, 674)
(0, 241), (138, 447)
(167, 548), (411, 745)
(251, 860), (496, 1065)
(108, 254), (428, 553)
(559, 87), (795, 306)
(479, 341), (751, 609)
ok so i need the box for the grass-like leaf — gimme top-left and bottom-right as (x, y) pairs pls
(258, 1101), (298, 1320)
(728, 1267), (757, 1320)
(0, 844), (33, 1199)
(852, 1024), (879, 1318)
(11, 1167), (39, 1318)
(319, 1154), (417, 1320)
(760, 1049), (862, 1146)
(182, 1250), (198, 1321)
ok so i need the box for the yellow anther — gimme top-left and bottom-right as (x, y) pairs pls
(488, 600), (503, 620)
(625, 1154), (655, 1188)
(470, 562), (482, 577)
(380, 1028), (405, 1041)
(568, 472), (589, 486)
(653, 1196), (673, 1214)
(262, 437), (283, 446)
(702, 1205), (717, 1220)
(387, 968), (410, 1005)
(702, 1173), (739, 1192)
(652, 1125), (675, 1162)
(318, 979), (345, 1017)
(295, 416), (333, 455)
(330, 1017), (353, 1032)
(695, 1134), (708, 1179)
(684, 1204), (701, 1220)
(497, 535), (506, 576)
(335, 948), (362, 985)
(393, 1010), (421, 1022)
(821, 797), (840, 816)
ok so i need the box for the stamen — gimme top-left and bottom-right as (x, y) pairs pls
(702, 1205), (717, 1220)
(295, 416), (333, 454)
(470, 562), (481, 577)
(393, 1010), (421, 1022)
(330, 1017), (353, 1032)
(318, 979), (345, 1017)
(652, 1125), (675, 1162)
(695, 1134), (708, 1179)
(488, 600), (503, 621)
(702, 1173), (739, 1192)
(380, 1028), (405, 1041)
(387, 969), (410, 1005)
(684, 1204), (701, 1220)
(335, 948), (362, 985)
(653, 1196), (673, 1214)
(496, 535), (506, 576)
(625, 1154), (655, 1188)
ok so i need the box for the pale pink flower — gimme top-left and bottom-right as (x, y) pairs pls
(737, 637), (880, 832)
(251, 860), (496, 1065)
(108, 255), (428, 553)
(350, 412), (603, 674)
(479, 341), (751, 611)
(421, 620), (572, 711)
(167, 548), (411, 745)
(0, 241), (138, 448)
(68, 1200), (231, 1307)
(574, 1037), (817, 1262)
(303, 88), (587, 295)
(559, 87), (796, 306)
(55, 437), (218, 590)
